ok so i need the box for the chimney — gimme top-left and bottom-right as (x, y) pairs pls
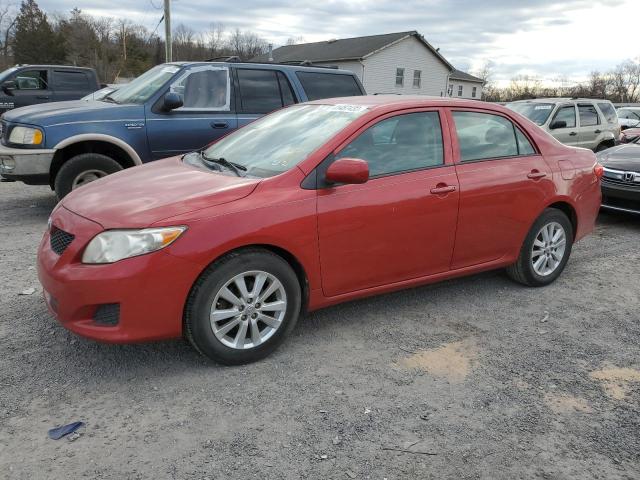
(268, 43), (274, 62)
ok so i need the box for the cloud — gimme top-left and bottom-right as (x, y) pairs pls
(38, 0), (637, 85)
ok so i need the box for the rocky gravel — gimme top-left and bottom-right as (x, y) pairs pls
(1, 181), (639, 479)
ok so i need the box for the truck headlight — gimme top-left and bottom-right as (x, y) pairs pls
(9, 126), (43, 145)
(82, 227), (186, 264)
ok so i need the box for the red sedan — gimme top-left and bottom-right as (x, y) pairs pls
(38, 96), (603, 364)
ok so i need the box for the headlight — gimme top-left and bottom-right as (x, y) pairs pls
(82, 227), (186, 264)
(9, 126), (43, 145)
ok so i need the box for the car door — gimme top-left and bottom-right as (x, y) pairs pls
(50, 69), (93, 101)
(576, 103), (602, 149)
(145, 65), (237, 160)
(448, 109), (553, 269)
(547, 104), (579, 146)
(233, 68), (297, 129)
(316, 109), (459, 297)
(5, 68), (52, 110)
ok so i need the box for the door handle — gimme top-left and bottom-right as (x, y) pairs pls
(527, 170), (546, 180)
(569, 132), (577, 136)
(594, 129), (602, 134)
(211, 122), (228, 129)
(430, 184), (456, 195)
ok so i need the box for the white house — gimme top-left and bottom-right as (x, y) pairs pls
(254, 31), (479, 98)
(448, 69), (484, 100)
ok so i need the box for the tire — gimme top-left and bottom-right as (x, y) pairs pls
(54, 153), (123, 199)
(184, 249), (302, 365)
(506, 208), (574, 287)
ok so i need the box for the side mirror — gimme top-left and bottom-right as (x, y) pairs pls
(326, 158), (369, 185)
(2, 80), (16, 95)
(549, 120), (567, 130)
(163, 92), (183, 111)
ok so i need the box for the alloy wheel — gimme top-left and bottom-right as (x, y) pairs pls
(531, 221), (567, 276)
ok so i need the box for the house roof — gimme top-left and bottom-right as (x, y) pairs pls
(449, 69), (484, 83)
(252, 31), (453, 70)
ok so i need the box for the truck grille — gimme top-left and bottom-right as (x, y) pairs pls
(50, 228), (75, 255)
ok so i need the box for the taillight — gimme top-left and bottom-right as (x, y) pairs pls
(594, 163), (604, 179)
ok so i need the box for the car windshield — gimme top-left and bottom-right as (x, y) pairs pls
(196, 104), (370, 178)
(0, 66), (18, 83)
(506, 102), (554, 125)
(106, 64), (181, 104)
(619, 109), (640, 120)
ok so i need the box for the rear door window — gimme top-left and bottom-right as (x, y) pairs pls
(237, 69), (295, 114)
(453, 111), (523, 161)
(578, 104), (600, 126)
(52, 70), (90, 91)
(296, 72), (363, 101)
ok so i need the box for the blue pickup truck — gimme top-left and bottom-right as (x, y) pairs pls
(0, 61), (365, 198)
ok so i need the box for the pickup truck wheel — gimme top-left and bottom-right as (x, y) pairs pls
(54, 153), (123, 199)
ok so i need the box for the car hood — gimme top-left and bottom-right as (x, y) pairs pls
(2, 100), (143, 127)
(597, 144), (640, 171)
(62, 157), (261, 229)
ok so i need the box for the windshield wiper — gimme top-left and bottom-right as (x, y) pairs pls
(100, 94), (118, 104)
(200, 152), (246, 177)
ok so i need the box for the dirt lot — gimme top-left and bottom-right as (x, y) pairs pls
(1, 181), (639, 479)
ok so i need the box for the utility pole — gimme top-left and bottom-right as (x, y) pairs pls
(164, 0), (172, 62)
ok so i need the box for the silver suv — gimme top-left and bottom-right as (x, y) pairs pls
(506, 98), (619, 151)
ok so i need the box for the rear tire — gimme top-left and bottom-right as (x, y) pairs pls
(506, 208), (573, 287)
(184, 249), (302, 365)
(54, 153), (123, 199)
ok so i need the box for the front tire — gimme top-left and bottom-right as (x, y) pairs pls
(54, 153), (123, 199)
(506, 208), (573, 287)
(184, 249), (302, 365)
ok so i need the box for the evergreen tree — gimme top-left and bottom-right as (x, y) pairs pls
(13, 0), (65, 64)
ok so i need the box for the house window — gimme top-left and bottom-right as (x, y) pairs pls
(395, 68), (404, 87)
(472, 86), (477, 98)
(448, 84), (453, 96)
(457, 85), (463, 96)
(413, 70), (421, 88)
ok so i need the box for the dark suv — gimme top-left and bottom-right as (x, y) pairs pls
(0, 65), (100, 113)
(0, 61), (365, 198)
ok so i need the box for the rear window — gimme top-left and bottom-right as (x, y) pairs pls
(597, 102), (617, 123)
(52, 70), (90, 91)
(296, 72), (362, 101)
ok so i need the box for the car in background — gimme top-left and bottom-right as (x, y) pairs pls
(596, 136), (640, 214)
(37, 96), (602, 364)
(617, 106), (640, 130)
(81, 85), (121, 101)
(0, 61), (365, 198)
(506, 98), (619, 152)
(620, 126), (640, 143)
(0, 65), (100, 113)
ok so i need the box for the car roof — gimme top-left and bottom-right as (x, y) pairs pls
(14, 64), (95, 71)
(307, 95), (489, 110)
(508, 97), (612, 104)
(168, 61), (357, 75)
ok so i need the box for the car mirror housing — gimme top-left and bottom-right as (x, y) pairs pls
(163, 92), (183, 111)
(325, 158), (369, 185)
(549, 120), (567, 130)
(2, 80), (16, 95)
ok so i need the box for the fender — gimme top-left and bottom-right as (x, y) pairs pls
(54, 134), (142, 165)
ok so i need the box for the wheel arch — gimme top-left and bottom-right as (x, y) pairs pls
(50, 134), (142, 187)
(544, 199), (578, 239)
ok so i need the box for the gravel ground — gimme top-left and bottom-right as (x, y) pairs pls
(1, 181), (639, 480)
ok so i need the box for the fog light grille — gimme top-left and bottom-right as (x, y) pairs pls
(93, 304), (120, 326)
(50, 228), (75, 255)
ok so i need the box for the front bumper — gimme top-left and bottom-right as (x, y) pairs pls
(37, 206), (202, 343)
(601, 179), (640, 214)
(0, 143), (55, 184)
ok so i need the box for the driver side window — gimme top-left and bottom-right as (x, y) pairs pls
(552, 105), (576, 128)
(170, 67), (230, 111)
(14, 70), (48, 90)
(336, 112), (444, 177)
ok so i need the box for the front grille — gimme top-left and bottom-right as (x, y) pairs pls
(93, 304), (120, 326)
(602, 177), (640, 189)
(50, 228), (75, 255)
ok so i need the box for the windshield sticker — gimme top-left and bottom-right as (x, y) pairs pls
(534, 105), (552, 110)
(328, 104), (368, 113)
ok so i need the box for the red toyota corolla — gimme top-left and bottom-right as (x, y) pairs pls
(38, 96), (602, 364)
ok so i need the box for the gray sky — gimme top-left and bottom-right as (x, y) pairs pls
(40, 0), (639, 86)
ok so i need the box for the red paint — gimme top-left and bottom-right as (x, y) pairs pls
(325, 158), (369, 185)
(37, 96), (601, 343)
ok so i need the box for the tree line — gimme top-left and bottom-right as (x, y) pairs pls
(0, 0), (271, 83)
(475, 60), (640, 104)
